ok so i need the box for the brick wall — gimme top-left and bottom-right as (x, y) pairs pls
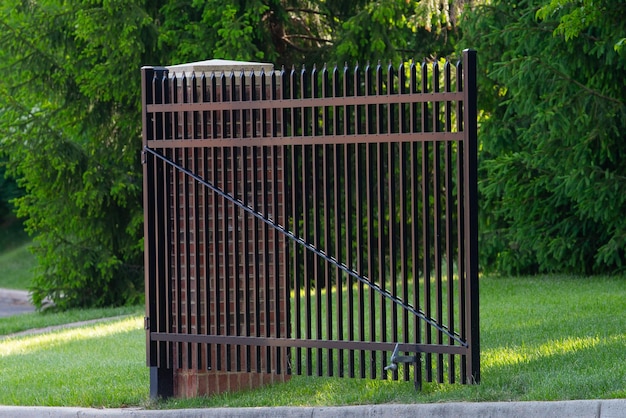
(165, 68), (289, 397)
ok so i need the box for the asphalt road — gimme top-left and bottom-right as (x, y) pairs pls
(0, 288), (35, 318)
(0, 302), (35, 317)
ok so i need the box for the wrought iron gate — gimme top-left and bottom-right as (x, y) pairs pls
(141, 50), (478, 398)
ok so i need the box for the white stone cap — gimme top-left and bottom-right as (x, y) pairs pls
(166, 59), (275, 76)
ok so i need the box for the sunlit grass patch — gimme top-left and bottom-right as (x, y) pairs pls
(1, 315), (141, 356)
(0, 315), (148, 407)
(0, 305), (143, 336)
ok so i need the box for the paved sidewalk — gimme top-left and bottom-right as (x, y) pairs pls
(1, 399), (625, 418)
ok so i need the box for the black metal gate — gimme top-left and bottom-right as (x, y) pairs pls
(142, 49), (478, 398)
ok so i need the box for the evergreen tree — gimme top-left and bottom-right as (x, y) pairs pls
(461, 0), (626, 274)
(0, 0), (468, 309)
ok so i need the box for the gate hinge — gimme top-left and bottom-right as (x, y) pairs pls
(144, 316), (150, 330)
(141, 149), (147, 164)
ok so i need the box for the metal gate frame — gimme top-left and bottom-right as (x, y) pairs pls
(141, 49), (478, 398)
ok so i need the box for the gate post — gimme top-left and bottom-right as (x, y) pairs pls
(142, 65), (174, 399)
(462, 49), (480, 384)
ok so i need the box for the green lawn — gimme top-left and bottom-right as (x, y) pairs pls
(0, 242), (35, 290)
(0, 217), (34, 290)
(0, 274), (625, 408)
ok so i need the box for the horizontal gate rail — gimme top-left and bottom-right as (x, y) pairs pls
(150, 332), (467, 355)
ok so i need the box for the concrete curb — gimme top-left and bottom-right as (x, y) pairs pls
(1, 399), (625, 418)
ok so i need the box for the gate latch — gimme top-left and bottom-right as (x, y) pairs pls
(384, 343), (417, 372)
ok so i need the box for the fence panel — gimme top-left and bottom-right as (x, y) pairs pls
(141, 50), (478, 398)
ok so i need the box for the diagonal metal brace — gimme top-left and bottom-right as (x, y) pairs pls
(143, 145), (468, 348)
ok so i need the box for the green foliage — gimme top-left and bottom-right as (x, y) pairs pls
(0, 0), (160, 309)
(0, 160), (22, 224)
(460, 0), (626, 274)
(332, 0), (462, 64)
(0, 0), (471, 311)
(158, 0), (275, 64)
(158, 0), (468, 69)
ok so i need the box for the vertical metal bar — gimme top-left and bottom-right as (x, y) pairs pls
(191, 73), (198, 139)
(310, 67), (323, 377)
(314, 140), (323, 377)
(200, 74), (207, 139)
(304, 142), (313, 376)
(366, 142), (377, 380)
(388, 140), (398, 378)
(387, 64), (397, 377)
(230, 73), (237, 138)
(278, 70), (292, 375)
(190, 75), (203, 372)
(334, 143), (343, 378)
(444, 60), (456, 384)
(247, 72), (254, 139)
(212, 146), (221, 371)
(164, 146), (173, 371)
(183, 148), (192, 370)
(387, 63), (395, 134)
(364, 64), (377, 380)
(378, 137), (387, 376)
(356, 120), (365, 379)
(432, 61), (444, 384)
(262, 145), (271, 373)
(182, 74), (189, 140)
(375, 64), (386, 380)
(223, 147), (232, 371)
(287, 67), (302, 375)
(203, 146), (212, 373)
(180, 79), (192, 370)
(232, 146), (242, 371)
(322, 67), (334, 377)
(292, 140), (302, 375)
(172, 146), (182, 369)
(455, 57), (467, 384)
(242, 145), (252, 372)
(397, 64), (410, 382)
(334, 66), (345, 378)
(267, 77), (281, 374)
(409, 61), (422, 389)
(264, 71), (271, 138)
(421, 60), (432, 382)
(252, 145), (261, 372)
(272, 144), (282, 373)
(163, 75), (171, 140)
(171, 75), (178, 140)
(300, 67), (313, 376)
(211, 74), (219, 139)
(198, 76), (207, 372)
(142, 67), (155, 367)
(462, 49), (480, 384)
(301, 65), (308, 136)
(355, 64), (363, 135)
(345, 65), (355, 378)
